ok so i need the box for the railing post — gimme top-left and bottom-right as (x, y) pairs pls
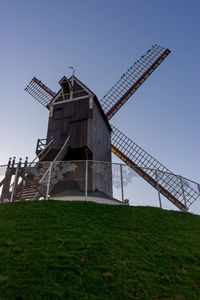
(179, 176), (188, 211)
(85, 160), (88, 201)
(46, 162), (53, 200)
(155, 170), (162, 209)
(120, 164), (124, 203)
(10, 159), (21, 202)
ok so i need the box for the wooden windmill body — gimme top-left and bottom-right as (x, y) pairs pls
(41, 75), (112, 198)
(45, 76), (111, 163)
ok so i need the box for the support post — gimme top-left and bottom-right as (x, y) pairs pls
(155, 170), (162, 209)
(85, 160), (88, 201)
(179, 176), (188, 211)
(10, 159), (21, 202)
(0, 158), (12, 202)
(46, 162), (53, 200)
(120, 164), (124, 203)
(18, 158), (28, 200)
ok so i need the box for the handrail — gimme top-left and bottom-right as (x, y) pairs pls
(39, 136), (70, 184)
(29, 138), (54, 166)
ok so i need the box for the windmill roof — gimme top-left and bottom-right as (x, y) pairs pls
(70, 75), (112, 132)
(48, 75), (112, 132)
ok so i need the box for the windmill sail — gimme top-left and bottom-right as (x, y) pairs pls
(25, 77), (55, 107)
(100, 45), (170, 120)
(111, 125), (199, 211)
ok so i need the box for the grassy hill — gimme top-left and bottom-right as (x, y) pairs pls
(0, 200), (200, 299)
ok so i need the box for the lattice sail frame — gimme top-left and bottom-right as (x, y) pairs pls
(100, 45), (170, 120)
(111, 126), (199, 210)
(25, 77), (56, 107)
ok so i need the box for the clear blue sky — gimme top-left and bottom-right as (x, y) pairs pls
(0, 0), (199, 210)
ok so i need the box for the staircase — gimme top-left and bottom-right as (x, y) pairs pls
(15, 182), (37, 201)
(12, 136), (70, 201)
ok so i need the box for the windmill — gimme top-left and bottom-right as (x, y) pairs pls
(1, 44), (199, 210)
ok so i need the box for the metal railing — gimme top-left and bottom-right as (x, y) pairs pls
(0, 160), (200, 212)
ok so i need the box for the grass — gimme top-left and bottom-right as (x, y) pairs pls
(0, 200), (200, 299)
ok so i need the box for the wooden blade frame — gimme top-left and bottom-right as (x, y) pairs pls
(111, 126), (200, 211)
(105, 45), (199, 210)
(100, 45), (170, 120)
(25, 77), (55, 107)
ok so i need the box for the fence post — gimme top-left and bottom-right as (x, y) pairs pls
(10, 159), (21, 202)
(85, 160), (88, 201)
(46, 162), (53, 200)
(155, 170), (162, 209)
(120, 164), (124, 203)
(179, 176), (188, 211)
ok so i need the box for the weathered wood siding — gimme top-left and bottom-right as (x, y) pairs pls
(47, 98), (92, 150)
(44, 76), (113, 197)
(91, 99), (111, 162)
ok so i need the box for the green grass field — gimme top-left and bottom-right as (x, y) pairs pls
(0, 200), (200, 299)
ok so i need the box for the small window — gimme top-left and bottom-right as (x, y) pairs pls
(53, 108), (63, 119)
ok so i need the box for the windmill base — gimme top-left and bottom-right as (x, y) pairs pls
(51, 196), (123, 205)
